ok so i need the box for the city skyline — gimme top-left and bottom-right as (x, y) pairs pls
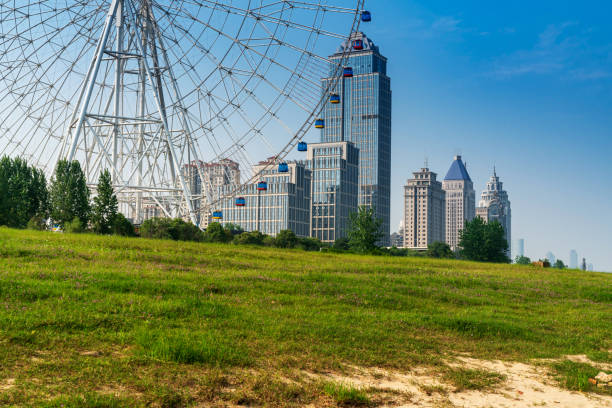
(363, 1), (612, 271)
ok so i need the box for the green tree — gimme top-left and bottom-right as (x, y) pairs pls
(233, 230), (266, 246)
(554, 259), (566, 269)
(112, 213), (135, 237)
(205, 222), (232, 243)
(0, 156), (49, 228)
(515, 255), (532, 265)
(298, 237), (323, 251)
(224, 223), (244, 237)
(427, 241), (454, 259)
(49, 160), (90, 227)
(141, 217), (203, 241)
(347, 206), (383, 253)
(274, 229), (298, 248)
(458, 218), (510, 263)
(331, 237), (350, 252)
(91, 170), (118, 234)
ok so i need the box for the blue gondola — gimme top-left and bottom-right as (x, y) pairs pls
(343, 67), (353, 77)
(297, 141), (308, 152)
(315, 118), (325, 128)
(330, 93), (340, 104)
(257, 181), (268, 191)
(278, 162), (289, 173)
(352, 39), (363, 50)
(212, 211), (223, 220)
(361, 11), (371, 22)
(235, 197), (246, 207)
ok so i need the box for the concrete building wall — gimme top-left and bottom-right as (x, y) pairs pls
(403, 167), (445, 249)
(216, 162), (311, 237)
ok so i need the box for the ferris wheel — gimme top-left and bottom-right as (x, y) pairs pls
(0, 1), (368, 224)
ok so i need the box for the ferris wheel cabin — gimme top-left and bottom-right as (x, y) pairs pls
(212, 211), (223, 220)
(361, 11), (372, 22)
(343, 67), (353, 77)
(257, 181), (268, 191)
(235, 197), (246, 207)
(352, 39), (364, 50)
(330, 93), (340, 104)
(278, 163), (289, 173)
(315, 119), (325, 128)
(297, 141), (308, 152)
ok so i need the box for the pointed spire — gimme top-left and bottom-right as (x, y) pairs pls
(493, 165), (497, 178)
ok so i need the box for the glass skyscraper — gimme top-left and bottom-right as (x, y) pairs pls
(306, 141), (359, 243)
(321, 32), (392, 244)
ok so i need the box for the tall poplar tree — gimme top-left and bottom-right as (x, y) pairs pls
(49, 160), (90, 227)
(91, 169), (118, 234)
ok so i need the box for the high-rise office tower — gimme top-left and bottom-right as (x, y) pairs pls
(217, 160), (311, 237)
(321, 32), (392, 244)
(569, 250), (578, 269)
(517, 239), (525, 258)
(476, 168), (511, 256)
(546, 251), (556, 265)
(307, 141), (359, 243)
(442, 156), (475, 250)
(403, 167), (446, 249)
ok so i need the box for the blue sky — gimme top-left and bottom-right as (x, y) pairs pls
(364, 1), (612, 271)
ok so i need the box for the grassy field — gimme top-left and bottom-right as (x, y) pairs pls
(0, 227), (610, 406)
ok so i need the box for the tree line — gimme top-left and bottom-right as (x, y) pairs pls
(0, 157), (133, 235)
(1, 156), (511, 263)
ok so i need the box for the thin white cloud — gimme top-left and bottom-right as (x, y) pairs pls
(432, 16), (462, 33)
(491, 22), (612, 81)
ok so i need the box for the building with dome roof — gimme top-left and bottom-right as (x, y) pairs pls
(476, 167), (512, 256)
(442, 155), (475, 250)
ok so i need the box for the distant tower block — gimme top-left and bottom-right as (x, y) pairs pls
(403, 166), (446, 250)
(569, 250), (578, 269)
(517, 239), (525, 258)
(442, 155), (475, 251)
(476, 167), (512, 257)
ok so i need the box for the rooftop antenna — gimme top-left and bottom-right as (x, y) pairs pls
(424, 156), (429, 169)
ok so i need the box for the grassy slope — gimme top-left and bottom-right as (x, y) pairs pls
(0, 227), (610, 406)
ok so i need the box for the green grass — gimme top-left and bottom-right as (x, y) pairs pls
(552, 360), (612, 395)
(443, 368), (506, 391)
(0, 227), (610, 406)
(323, 382), (370, 406)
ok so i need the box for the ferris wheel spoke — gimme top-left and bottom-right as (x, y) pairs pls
(0, 0), (364, 221)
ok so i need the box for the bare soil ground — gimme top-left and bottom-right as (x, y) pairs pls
(307, 356), (612, 407)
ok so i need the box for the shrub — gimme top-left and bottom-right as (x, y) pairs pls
(298, 237), (323, 252)
(64, 217), (85, 234)
(27, 215), (47, 231)
(515, 255), (531, 265)
(332, 237), (350, 252)
(427, 241), (454, 259)
(205, 222), (232, 243)
(112, 213), (135, 237)
(233, 231), (266, 246)
(263, 236), (276, 247)
(141, 217), (203, 242)
(274, 229), (298, 248)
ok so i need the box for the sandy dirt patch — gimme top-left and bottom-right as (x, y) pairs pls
(308, 357), (612, 407)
